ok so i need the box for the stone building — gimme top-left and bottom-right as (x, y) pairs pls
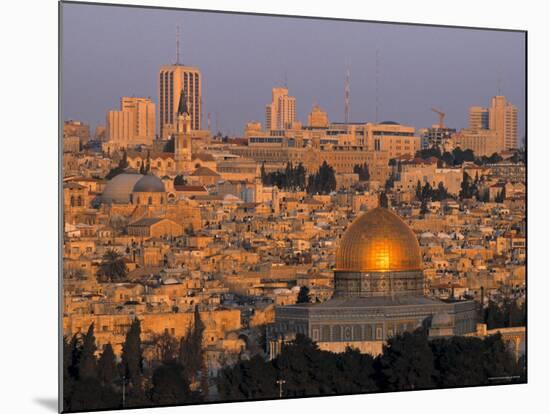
(271, 207), (478, 357)
(127, 217), (183, 238)
(106, 97), (155, 149)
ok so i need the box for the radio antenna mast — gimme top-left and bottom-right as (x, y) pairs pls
(344, 67), (350, 124)
(176, 25), (181, 64)
(375, 49), (380, 123)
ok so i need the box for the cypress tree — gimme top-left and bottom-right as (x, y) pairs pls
(97, 343), (118, 385)
(296, 286), (311, 304)
(63, 336), (75, 411)
(121, 318), (143, 389)
(192, 306), (206, 383)
(260, 162), (266, 184)
(179, 306), (205, 385)
(78, 323), (98, 380)
(415, 180), (423, 201)
(460, 172), (471, 199)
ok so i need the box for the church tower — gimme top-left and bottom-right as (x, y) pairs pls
(174, 88), (193, 172)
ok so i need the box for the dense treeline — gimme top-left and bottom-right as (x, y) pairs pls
(65, 321), (524, 411)
(353, 163), (370, 181)
(416, 181), (450, 203)
(459, 171), (506, 202)
(261, 162), (307, 190)
(307, 161), (337, 195)
(484, 299), (526, 330)
(260, 161), (337, 195)
(63, 307), (205, 412)
(218, 330), (524, 400)
(414, 147), (508, 166)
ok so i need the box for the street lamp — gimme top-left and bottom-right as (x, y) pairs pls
(276, 379), (286, 399)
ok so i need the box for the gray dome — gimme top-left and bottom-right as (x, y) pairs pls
(132, 175), (165, 193)
(101, 173), (143, 204)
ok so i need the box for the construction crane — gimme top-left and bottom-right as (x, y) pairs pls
(431, 108), (445, 129)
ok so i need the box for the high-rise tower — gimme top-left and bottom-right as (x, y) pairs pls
(489, 96), (518, 150)
(265, 87), (296, 131)
(469, 106), (490, 130)
(159, 26), (202, 139)
(159, 65), (201, 139)
(106, 97), (155, 148)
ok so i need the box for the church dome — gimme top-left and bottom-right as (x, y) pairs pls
(132, 175), (165, 193)
(335, 207), (422, 273)
(101, 173), (143, 204)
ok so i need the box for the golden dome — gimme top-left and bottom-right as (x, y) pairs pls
(335, 207), (422, 273)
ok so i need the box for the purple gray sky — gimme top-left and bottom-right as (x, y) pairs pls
(61, 2), (525, 141)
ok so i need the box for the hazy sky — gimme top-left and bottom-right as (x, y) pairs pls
(61, 2), (526, 139)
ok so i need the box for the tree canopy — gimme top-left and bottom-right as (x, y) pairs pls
(307, 161), (336, 195)
(353, 163), (370, 181)
(62, 321), (524, 411)
(296, 286), (311, 304)
(262, 162), (307, 191)
(217, 330), (523, 401)
(97, 249), (127, 282)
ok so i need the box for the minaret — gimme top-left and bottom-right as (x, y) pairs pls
(174, 88), (192, 171)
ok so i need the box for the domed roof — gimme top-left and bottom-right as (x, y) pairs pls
(132, 175), (165, 193)
(335, 207), (422, 273)
(101, 173), (143, 204)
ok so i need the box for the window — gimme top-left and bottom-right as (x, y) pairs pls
(312, 329), (319, 341)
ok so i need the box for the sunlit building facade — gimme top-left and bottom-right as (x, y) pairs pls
(159, 64), (202, 138)
(364, 121), (421, 159)
(265, 87), (296, 131)
(106, 97), (155, 148)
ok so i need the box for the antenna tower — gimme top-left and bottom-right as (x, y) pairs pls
(344, 67), (350, 124)
(375, 49), (380, 123)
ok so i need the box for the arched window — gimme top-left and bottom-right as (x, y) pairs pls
(77, 196), (82, 207)
(148, 196), (153, 205)
(70, 196), (75, 207)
